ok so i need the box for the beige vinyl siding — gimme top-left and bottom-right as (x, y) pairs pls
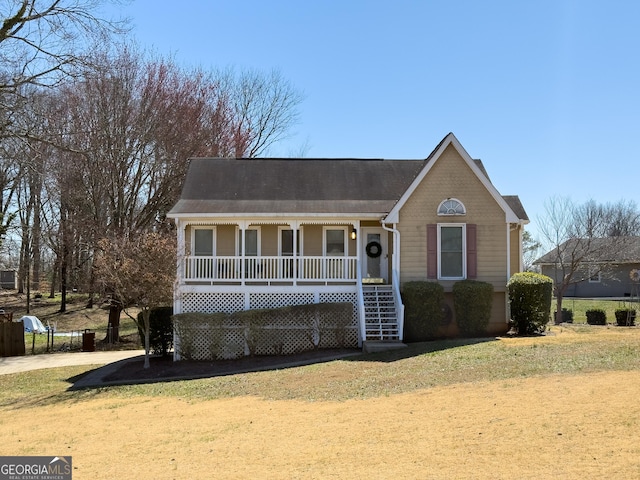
(509, 225), (522, 277)
(258, 224), (279, 256)
(303, 225), (322, 256)
(217, 225), (236, 256)
(397, 144), (509, 330)
(399, 144), (508, 287)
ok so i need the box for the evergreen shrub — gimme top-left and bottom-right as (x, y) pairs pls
(555, 308), (573, 323)
(586, 309), (607, 325)
(402, 281), (444, 342)
(507, 272), (553, 335)
(452, 280), (493, 336)
(137, 306), (173, 356)
(615, 308), (636, 326)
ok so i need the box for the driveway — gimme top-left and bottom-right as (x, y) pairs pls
(0, 350), (144, 375)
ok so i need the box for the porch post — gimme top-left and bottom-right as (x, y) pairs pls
(292, 221), (299, 286)
(353, 220), (360, 280)
(175, 219), (186, 313)
(240, 222), (246, 286)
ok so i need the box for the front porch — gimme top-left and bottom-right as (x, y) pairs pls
(173, 219), (404, 347)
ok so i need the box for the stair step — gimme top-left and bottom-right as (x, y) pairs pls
(361, 284), (400, 342)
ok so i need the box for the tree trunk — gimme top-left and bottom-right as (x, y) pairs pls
(31, 173), (41, 292)
(143, 309), (151, 369)
(555, 289), (564, 325)
(49, 256), (57, 298)
(104, 304), (122, 343)
(59, 259), (67, 313)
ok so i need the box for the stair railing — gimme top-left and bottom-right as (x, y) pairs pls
(356, 266), (366, 347)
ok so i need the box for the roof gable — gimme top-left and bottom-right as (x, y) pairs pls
(384, 133), (522, 223)
(167, 132), (529, 222)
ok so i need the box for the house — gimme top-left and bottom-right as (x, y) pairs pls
(0, 270), (17, 290)
(534, 237), (640, 298)
(167, 133), (529, 358)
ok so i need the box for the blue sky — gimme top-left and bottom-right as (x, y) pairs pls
(104, 0), (640, 242)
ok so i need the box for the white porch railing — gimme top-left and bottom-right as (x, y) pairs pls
(183, 255), (358, 284)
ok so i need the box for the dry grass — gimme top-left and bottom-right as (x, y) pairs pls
(1, 291), (140, 353)
(1, 325), (640, 478)
(554, 297), (639, 323)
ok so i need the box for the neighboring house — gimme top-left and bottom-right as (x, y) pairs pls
(534, 237), (640, 297)
(0, 270), (16, 290)
(167, 133), (529, 356)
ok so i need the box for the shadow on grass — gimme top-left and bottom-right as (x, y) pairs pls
(350, 337), (498, 364)
(65, 337), (500, 391)
(66, 348), (362, 391)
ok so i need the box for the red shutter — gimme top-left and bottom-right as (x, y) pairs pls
(427, 224), (437, 279)
(467, 224), (477, 279)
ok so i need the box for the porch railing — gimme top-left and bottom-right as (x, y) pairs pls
(183, 255), (358, 283)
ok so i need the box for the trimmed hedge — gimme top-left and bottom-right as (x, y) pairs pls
(507, 272), (553, 335)
(554, 308), (573, 323)
(137, 306), (173, 357)
(402, 281), (445, 342)
(453, 280), (493, 336)
(172, 302), (354, 360)
(586, 309), (607, 325)
(615, 308), (636, 326)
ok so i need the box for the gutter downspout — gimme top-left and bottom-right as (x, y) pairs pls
(381, 218), (405, 341)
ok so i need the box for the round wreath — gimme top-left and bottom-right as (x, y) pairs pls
(365, 241), (382, 258)
(631, 269), (640, 283)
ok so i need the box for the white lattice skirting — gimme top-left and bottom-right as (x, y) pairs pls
(174, 295), (359, 360)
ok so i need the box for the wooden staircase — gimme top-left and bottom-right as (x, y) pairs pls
(362, 284), (400, 341)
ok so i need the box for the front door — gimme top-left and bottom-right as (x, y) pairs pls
(361, 228), (388, 283)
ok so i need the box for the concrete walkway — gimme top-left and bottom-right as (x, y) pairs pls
(0, 350), (145, 375)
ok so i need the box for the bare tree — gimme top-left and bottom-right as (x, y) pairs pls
(31, 45), (302, 326)
(94, 232), (176, 368)
(0, 0), (126, 91)
(40, 46), (236, 329)
(228, 68), (304, 157)
(536, 196), (640, 324)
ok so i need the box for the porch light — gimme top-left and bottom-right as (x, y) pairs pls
(351, 228), (357, 240)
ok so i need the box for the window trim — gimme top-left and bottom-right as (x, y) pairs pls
(278, 226), (301, 256)
(243, 227), (261, 256)
(588, 264), (601, 283)
(437, 198), (466, 216)
(437, 223), (466, 280)
(192, 226), (216, 256)
(323, 226), (347, 257)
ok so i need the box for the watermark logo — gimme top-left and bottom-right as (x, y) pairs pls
(0, 456), (72, 480)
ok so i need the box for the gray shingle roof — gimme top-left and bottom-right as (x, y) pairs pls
(503, 196), (529, 222)
(534, 237), (640, 264)
(168, 158), (427, 215)
(168, 139), (529, 222)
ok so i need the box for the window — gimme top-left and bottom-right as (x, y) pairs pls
(244, 228), (260, 256)
(437, 198), (466, 216)
(588, 265), (601, 283)
(279, 228), (301, 256)
(193, 228), (214, 256)
(428, 223), (476, 280)
(439, 224), (465, 279)
(324, 228), (346, 256)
